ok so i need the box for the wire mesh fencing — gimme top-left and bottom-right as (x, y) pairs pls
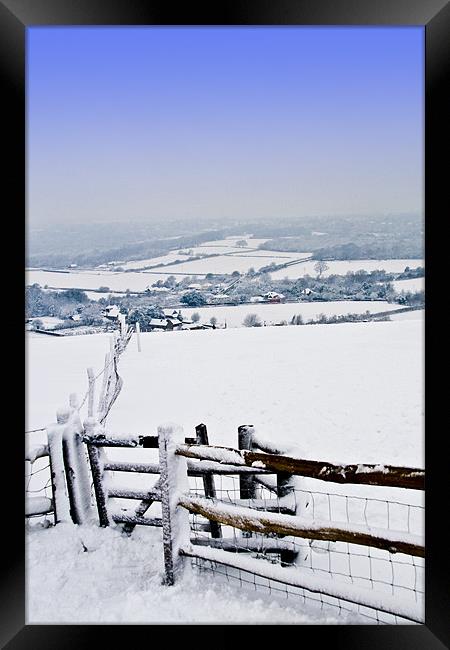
(25, 453), (54, 527)
(187, 473), (424, 624)
(25, 325), (134, 527)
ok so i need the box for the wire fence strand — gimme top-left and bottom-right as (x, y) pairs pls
(187, 473), (424, 624)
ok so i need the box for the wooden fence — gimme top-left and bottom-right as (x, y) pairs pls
(77, 421), (424, 623)
(173, 428), (425, 623)
(25, 325), (133, 525)
(26, 322), (425, 624)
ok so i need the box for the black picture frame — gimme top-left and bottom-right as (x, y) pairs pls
(4, 0), (448, 646)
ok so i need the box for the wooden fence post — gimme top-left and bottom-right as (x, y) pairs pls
(238, 425), (256, 540)
(46, 412), (72, 524)
(158, 423), (190, 585)
(238, 425), (257, 500)
(135, 321), (141, 352)
(87, 367), (95, 418)
(119, 313), (126, 340)
(195, 424), (221, 539)
(61, 407), (94, 525)
(276, 472), (299, 567)
(97, 353), (110, 418)
(84, 418), (110, 527)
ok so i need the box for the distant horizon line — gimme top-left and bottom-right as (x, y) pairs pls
(30, 212), (423, 230)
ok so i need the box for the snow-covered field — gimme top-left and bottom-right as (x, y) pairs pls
(181, 300), (402, 328)
(148, 252), (310, 275)
(270, 259), (424, 280)
(229, 249), (302, 258)
(26, 333), (112, 432)
(196, 237), (271, 248)
(27, 321), (424, 461)
(105, 322), (423, 465)
(26, 320), (424, 623)
(26, 269), (194, 292)
(389, 309), (424, 321)
(120, 251), (192, 270)
(26, 316), (65, 330)
(114, 247), (304, 272)
(26, 259), (424, 295)
(392, 277), (425, 293)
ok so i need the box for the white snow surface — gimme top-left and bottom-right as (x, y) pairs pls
(392, 277), (425, 293)
(26, 320), (424, 624)
(195, 237), (271, 248)
(105, 322), (424, 467)
(389, 309), (424, 322)
(26, 269), (195, 292)
(185, 299), (401, 328)
(27, 523), (358, 624)
(270, 259), (424, 280)
(26, 316), (65, 329)
(149, 252), (310, 275)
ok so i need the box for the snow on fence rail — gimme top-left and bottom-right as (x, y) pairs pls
(79, 421), (424, 624)
(172, 425), (425, 624)
(25, 324), (133, 526)
(25, 325), (424, 624)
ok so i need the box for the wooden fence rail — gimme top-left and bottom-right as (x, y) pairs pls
(178, 493), (424, 558)
(167, 429), (425, 623)
(26, 321), (132, 527)
(179, 544), (424, 624)
(28, 365), (424, 626)
(175, 444), (425, 490)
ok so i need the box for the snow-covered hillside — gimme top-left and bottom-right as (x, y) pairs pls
(106, 321), (424, 466)
(26, 319), (424, 623)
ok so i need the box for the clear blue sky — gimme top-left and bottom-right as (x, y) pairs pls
(27, 27), (423, 226)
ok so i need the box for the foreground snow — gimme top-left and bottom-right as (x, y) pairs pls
(27, 523), (361, 624)
(26, 320), (424, 624)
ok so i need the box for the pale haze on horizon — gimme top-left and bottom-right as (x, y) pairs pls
(27, 27), (423, 228)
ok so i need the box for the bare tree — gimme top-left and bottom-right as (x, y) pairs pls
(191, 312), (200, 323)
(243, 313), (262, 327)
(314, 260), (329, 278)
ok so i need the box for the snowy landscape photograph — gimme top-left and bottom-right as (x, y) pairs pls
(25, 25), (425, 626)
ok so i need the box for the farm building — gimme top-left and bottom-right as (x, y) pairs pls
(101, 305), (121, 320)
(251, 292), (286, 304)
(262, 291), (285, 303)
(147, 318), (183, 331)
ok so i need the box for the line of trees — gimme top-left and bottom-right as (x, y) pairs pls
(230, 268), (424, 305)
(242, 310), (393, 328)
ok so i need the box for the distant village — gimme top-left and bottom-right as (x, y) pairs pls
(102, 305), (216, 332)
(26, 254), (423, 337)
(25, 282), (292, 336)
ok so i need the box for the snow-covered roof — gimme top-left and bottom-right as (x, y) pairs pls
(149, 318), (168, 327)
(102, 305), (120, 318)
